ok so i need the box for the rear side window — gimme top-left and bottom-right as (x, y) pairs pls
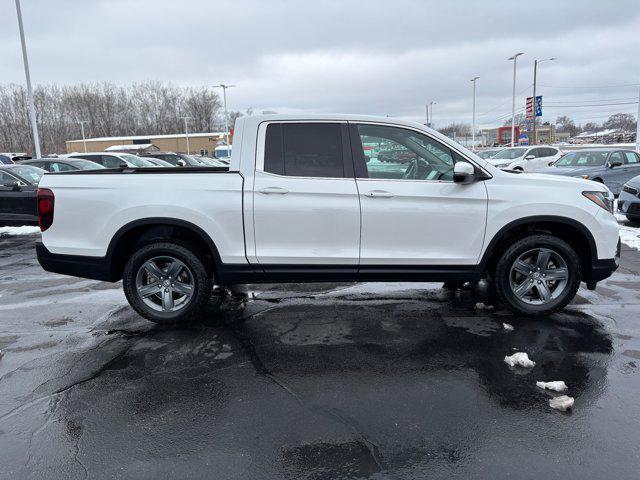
(264, 123), (345, 178)
(624, 151), (639, 164)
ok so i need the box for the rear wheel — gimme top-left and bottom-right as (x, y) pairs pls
(123, 242), (213, 324)
(626, 215), (640, 224)
(494, 234), (581, 316)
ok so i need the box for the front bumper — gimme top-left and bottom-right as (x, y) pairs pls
(617, 190), (640, 218)
(586, 238), (620, 289)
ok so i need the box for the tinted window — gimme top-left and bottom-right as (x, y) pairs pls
(609, 151), (625, 165)
(51, 162), (75, 172)
(624, 151), (639, 165)
(354, 124), (459, 181)
(264, 123), (345, 178)
(0, 171), (19, 184)
(101, 155), (125, 168)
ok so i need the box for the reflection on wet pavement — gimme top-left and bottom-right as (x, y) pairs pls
(1, 235), (639, 479)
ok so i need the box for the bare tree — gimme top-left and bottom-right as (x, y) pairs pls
(0, 82), (222, 155)
(603, 113), (637, 132)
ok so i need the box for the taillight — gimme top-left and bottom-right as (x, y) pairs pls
(37, 188), (55, 232)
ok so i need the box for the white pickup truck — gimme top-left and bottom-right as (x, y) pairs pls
(36, 114), (620, 323)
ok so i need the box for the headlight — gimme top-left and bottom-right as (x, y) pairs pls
(583, 191), (613, 213)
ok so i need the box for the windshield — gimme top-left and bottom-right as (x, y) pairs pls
(554, 151), (607, 167)
(119, 154), (156, 167)
(477, 150), (500, 159)
(492, 147), (528, 160)
(10, 165), (45, 184)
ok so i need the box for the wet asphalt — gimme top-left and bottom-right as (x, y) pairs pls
(0, 233), (639, 480)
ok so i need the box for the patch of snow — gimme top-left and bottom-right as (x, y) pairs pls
(0, 349), (4, 360)
(549, 395), (574, 411)
(615, 199), (640, 251)
(536, 380), (568, 392)
(504, 352), (536, 368)
(474, 302), (494, 310)
(502, 323), (514, 332)
(0, 226), (40, 236)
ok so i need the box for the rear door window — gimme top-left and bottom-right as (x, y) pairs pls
(264, 123), (346, 178)
(624, 151), (639, 165)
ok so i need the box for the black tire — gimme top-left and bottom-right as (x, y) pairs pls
(626, 215), (640, 224)
(494, 234), (581, 316)
(123, 241), (213, 324)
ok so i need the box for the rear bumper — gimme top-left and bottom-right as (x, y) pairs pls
(36, 242), (114, 281)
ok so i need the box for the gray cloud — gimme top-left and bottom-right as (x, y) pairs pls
(1, 0), (639, 128)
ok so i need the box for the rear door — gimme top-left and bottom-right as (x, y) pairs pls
(351, 122), (488, 267)
(622, 151), (640, 187)
(252, 122), (361, 269)
(0, 171), (37, 224)
(607, 151), (628, 194)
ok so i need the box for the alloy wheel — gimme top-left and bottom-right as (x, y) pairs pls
(509, 248), (569, 305)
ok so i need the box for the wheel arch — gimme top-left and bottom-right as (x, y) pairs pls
(478, 215), (597, 281)
(107, 218), (223, 281)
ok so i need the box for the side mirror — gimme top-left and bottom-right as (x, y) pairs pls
(3, 181), (21, 191)
(524, 154), (535, 160)
(453, 162), (476, 184)
(548, 161), (555, 167)
(176, 159), (187, 167)
(609, 160), (623, 168)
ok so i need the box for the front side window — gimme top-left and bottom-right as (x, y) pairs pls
(51, 162), (74, 172)
(264, 123), (345, 178)
(492, 147), (528, 160)
(609, 151), (625, 165)
(354, 124), (458, 181)
(101, 155), (124, 168)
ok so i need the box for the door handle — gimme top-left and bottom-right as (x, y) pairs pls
(364, 190), (394, 198)
(259, 186), (289, 195)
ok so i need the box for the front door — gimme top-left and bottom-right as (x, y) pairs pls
(0, 171), (37, 224)
(351, 123), (488, 266)
(252, 122), (361, 269)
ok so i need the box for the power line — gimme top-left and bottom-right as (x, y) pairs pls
(539, 83), (640, 89)
(476, 84), (533, 118)
(545, 97), (638, 104)
(544, 102), (637, 108)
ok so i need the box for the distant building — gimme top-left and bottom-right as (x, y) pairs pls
(66, 131), (228, 156)
(104, 143), (159, 154)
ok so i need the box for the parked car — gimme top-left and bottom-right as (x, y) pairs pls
(0, 164), (46, 226)
(68, 152), (158, 168)
(488, 146), (562, 172)
(476, 148), (503, 160)
(214, 145), (232, 160)
(141, 152), (194, 166)
(36, 114), (620, 324)
(617, 174), (640, 222)
(532, 148), (640, 196)
(0, 152), (31, 164)
(143, 157), (175, 167)
(19, 158), (105, 172)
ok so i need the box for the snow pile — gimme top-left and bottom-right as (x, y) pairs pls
(619, 224), (640, 251)
(549, 395), (574, 411)
(0, 226), (40, 236)
(502, 323), (514, 332)
(536, 380), (568, 392)
(504, 352), (536, 368)
(474, 302), (494, 310)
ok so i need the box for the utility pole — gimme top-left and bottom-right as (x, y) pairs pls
(14, 0), (41, 158)
(470, 77), (479, 150)
(425, 103), (430, 126)
(77, 120), (88, 153)
(180, 116), (191, 154)
(508, 52), (524, 147)
(214, 84), (235, 147)
(532, 57), (556, 145)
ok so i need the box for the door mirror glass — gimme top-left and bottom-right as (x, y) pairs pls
(176, 159), (187, 167)
(609, 160), (623, 168)
(453, 162), (475, 184)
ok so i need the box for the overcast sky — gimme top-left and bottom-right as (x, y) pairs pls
(1, 0), (639, 128)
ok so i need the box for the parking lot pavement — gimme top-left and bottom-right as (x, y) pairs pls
(1, 234), (639, 480)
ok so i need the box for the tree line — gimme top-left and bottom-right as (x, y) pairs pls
(0, 82), (228, 155)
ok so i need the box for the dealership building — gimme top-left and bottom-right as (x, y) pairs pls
(66, 131), (227, 156)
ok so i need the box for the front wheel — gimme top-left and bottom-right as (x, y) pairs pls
(123, 242), (213, 324)
(494, 234), (581, 316)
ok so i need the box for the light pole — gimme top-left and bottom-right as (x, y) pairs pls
(14, 0), (41, 158)
(532, 57), (556, 145)
(636, 83), (640, 153)
(470, 76), (479, 149)
(429, 101), (436, 129)
(180, 116), (191, 154)
(77, 120), (88, 153)
(508, 52), (524, 147)
(214, 84), (235, 146)
(425, 103), (429, 126)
